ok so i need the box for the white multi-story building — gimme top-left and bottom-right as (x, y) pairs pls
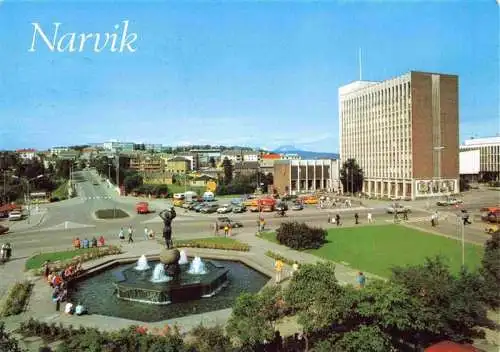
(460, 136), (500, 181)
(339, 71), (459, 200)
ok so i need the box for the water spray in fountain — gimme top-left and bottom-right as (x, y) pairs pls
(134, 255), (150, 271)
(150, 264), (172, 283)
(188, 256), (207, 275)
(178, 250), (188, 265)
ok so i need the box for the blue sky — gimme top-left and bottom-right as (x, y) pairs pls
(0, 0), (498, 152)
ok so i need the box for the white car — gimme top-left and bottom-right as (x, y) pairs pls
(386, 204), (410, 214)
(8, 211), (24, 221)
(217, 204), (232, 214)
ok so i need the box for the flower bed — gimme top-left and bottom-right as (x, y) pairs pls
(29, 245), (122, 275)
(264, 250), (296, 266)
(173, 237), (250, 252)
(18, 318), (184, 349)
(0, 281), (32, 317)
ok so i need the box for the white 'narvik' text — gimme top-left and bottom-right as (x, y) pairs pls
(28, 20), (138, 53)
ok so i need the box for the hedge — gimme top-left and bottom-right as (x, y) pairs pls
(264, 250), (297, 266)
(174, 239), (250, 252)
(0, 281), (33, 317)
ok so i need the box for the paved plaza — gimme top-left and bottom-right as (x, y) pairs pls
(0, 170), (497, 350)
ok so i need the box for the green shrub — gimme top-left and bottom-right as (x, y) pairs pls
(19, 319), (186, 351)
(188, 324), (232, 352)
(0, 281), (32, 317)
(276, 221), (326, 250)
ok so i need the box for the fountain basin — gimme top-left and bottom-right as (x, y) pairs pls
(68, 258), (269, 322)
(113, 260), (229, 305)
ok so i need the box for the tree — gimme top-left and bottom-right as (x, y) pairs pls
(390, 256), (489, 346)
(55, 159), (72, 179)
(188, 324), (232, 352)
(222, 157), (233, 185)
(123, 173), (143, 193)
(209, 157), (216, 168)
(285, 262), (344, 333)
(480, 231), (500, 309)
(331, 325), (395, 352)
(339, 158), (364, 194)
(226, 292), (274, 347)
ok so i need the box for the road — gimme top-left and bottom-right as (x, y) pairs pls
(0, 171), (495, 258)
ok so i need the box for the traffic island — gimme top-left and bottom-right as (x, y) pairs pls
(95, 209), (129, 219)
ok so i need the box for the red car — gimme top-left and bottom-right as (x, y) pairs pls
(0, 224), (9, 235)
(136, 202), (150, 214)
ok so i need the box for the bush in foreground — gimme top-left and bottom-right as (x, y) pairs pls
(276, 221), (326, 250)
(0, 281), (32, 317)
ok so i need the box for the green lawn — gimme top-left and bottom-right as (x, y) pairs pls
(257, 231), (279, 244)
(308, 225), (483, 277)
(259, 224), (484, 277)
(51, 180), (68, 199)
(25, 248), (95, 270)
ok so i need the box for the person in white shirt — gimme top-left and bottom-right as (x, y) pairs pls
(292, 262), (299, 276)
(64, 302), (74, 315)
(144, 226), (149, 240)
(367, 213), (373, 223)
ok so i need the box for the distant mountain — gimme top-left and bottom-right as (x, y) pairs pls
(272, 145), (339, 160)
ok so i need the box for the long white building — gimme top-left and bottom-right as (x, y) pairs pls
(460, 136), (500, 181)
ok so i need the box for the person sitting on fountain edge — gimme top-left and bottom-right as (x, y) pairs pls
(159, 207), (176, 249)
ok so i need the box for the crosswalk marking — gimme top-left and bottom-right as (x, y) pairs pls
(82, 196), (112, 201)
(384, 215), (449, 224)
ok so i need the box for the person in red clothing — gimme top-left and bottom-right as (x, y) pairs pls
(98, 235), (105, 247)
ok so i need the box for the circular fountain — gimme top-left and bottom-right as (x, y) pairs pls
(113, 250), (229, 305)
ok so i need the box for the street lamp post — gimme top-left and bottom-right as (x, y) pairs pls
(12, 174), (44, 224)
(456, 215), (465, 267)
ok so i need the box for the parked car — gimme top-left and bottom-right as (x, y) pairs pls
(436, 198), (463, 206)
(0, 224), (9, 235)
(485, 224), (498, 234)
(217, 217), (243, 229)
(291, 203), (303, 211)
(193, 203), (207, 212)
(386, 204), (411, 214)
(217, 204), (232, 214)
(182, 201), (196, 209)
(136, 202), (150, 214)
(232, 205), (246, 213)
(8, 211), (24, 221)
(200, 204), (219, 214)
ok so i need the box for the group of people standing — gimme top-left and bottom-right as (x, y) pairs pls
(72, 236), (105, 249)
(44, 260), (86, 315)
(328, 212), (374, 226)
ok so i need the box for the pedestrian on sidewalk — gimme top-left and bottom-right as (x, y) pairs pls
(224, 225), (229, 237)
(431, 213), (437, 227)
(214, 221), (219, 235)
(367, 212), (373, 223)
(143, 226), (149, 240)
(356, 272), (366, 289)
(118, 227), (125, 241)
(402, 209), (409, 221)
(128, 226), (134, 243)
(274, 259), (283, 283)
(335, 214), (341, 226)
(354, 213), (359, 225)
